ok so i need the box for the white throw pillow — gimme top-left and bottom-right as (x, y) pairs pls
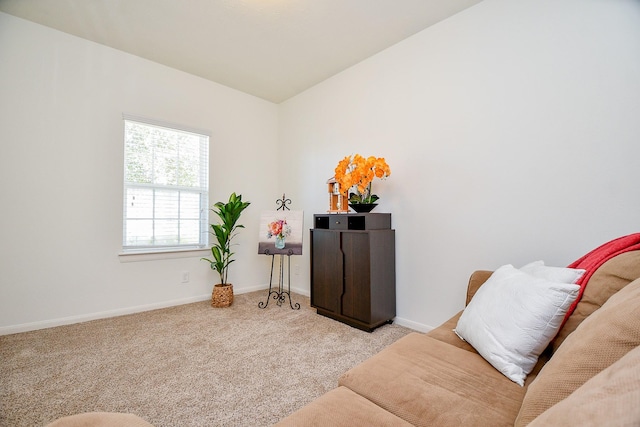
(454, 264), (580, 386)
(520, 260), (585, 284)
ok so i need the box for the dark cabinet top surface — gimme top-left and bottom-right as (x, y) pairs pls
(314, 213), (391, 230)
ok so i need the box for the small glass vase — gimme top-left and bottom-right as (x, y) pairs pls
(275, 235), (286, 249)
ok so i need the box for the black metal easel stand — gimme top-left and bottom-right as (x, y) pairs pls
(258, 252), (300, 310)
(258, 193), (300, 310)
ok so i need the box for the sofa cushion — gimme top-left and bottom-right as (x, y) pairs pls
(339, 333), (525, 427)
(274, 386), (413, 427)
(527, 344), (640, 427)
(454, 264), (580, 386)
(565, 233), (640, 321)
(427, 311), (550, 388)
(426, 311), (477, 353)
(515, 276), (640, 426)
(552, 250), (640, 352)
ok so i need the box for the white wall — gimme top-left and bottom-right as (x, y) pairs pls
(0, 12), (278, 333)
(279, 0), (640, 331)
(2, 0), (640, 334)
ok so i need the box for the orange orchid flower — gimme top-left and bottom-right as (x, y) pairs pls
(333, 154), (391, 204)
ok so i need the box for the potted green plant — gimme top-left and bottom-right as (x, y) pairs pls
(201, 192), (250, 307)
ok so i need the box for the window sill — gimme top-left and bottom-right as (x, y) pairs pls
(119, 247), (210, 262)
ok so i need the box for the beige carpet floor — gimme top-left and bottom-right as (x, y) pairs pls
(0, 291), (412, 427)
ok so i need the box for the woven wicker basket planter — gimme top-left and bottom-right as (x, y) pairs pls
(211, 284), (234, 308)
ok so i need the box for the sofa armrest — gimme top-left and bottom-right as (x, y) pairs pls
(466, 270), (493, 306)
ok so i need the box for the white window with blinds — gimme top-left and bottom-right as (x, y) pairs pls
(122, 115), (209, 253)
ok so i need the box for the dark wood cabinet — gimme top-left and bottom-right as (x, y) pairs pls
(310, 213), (396, 332)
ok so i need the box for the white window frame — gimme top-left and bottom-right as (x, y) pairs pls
(121, 114), (210, 255)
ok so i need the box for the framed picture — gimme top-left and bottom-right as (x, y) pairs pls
(258, 210), (304, 255)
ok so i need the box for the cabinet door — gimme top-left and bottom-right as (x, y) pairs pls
(341, 232), (371, 323)
(310, 230), (343, 314)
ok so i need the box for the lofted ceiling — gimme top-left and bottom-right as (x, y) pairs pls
(0, 0), (483, 103)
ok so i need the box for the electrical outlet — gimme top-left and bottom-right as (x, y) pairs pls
(181, 271), (190, 283)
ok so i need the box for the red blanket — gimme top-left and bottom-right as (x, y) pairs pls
(564, 232), (640, 322)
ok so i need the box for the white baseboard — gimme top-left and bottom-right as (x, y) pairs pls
(290, 286), (310, 297)
(269, 287), (425, 332)
(392, 316), (433, 333)
(0, 284), (277, 336)
(234, 284), (270, 294)
(2, 285), (423, 335)
(0, 294), (215, 336)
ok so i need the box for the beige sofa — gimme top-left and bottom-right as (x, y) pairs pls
(276, 249), (640, 426)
